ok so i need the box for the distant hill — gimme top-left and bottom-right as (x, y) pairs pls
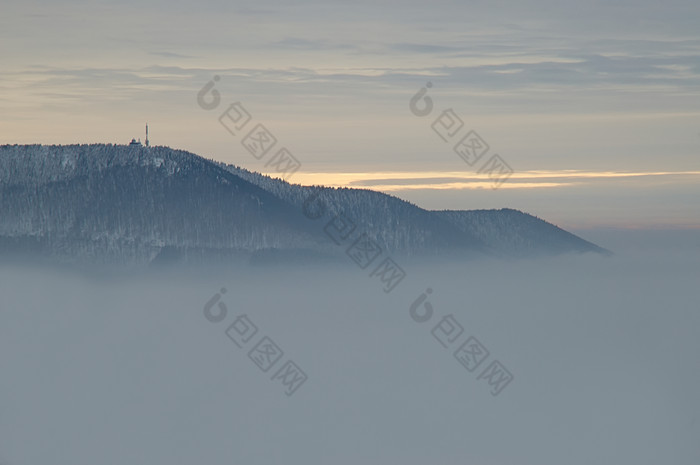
(0, 144), (609, 265)
(435, 209), (611, 257)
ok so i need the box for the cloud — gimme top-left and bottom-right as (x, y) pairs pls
(391, 43), (461, 54)
(271, 37), (355, 51)
(148, 51), (196, 59)
(288, 170), (700, 191)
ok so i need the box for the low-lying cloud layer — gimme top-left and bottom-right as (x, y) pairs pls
(1, 231), (698, 464)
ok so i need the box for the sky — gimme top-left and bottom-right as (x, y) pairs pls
(1, 0), (699, 229)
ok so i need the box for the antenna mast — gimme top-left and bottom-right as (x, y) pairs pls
(145, 123), (150, 147)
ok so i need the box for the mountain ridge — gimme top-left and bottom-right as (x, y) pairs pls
(0, 143), (610, 266)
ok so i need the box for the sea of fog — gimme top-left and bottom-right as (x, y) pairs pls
(1, 229), (698, 465)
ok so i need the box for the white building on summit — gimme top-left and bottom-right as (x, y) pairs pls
(129, 124), (150, 146)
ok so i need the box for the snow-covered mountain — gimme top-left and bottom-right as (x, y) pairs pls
(218, 162), (610, 258)
(435, 209), (610, 257)
(0, 144), (609, 265)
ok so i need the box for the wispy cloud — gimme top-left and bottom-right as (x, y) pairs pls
(148, 51), (195, 59)
(287, 170), (700, 191)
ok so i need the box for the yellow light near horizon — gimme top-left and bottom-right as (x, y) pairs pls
(285, 170), (700, 190)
